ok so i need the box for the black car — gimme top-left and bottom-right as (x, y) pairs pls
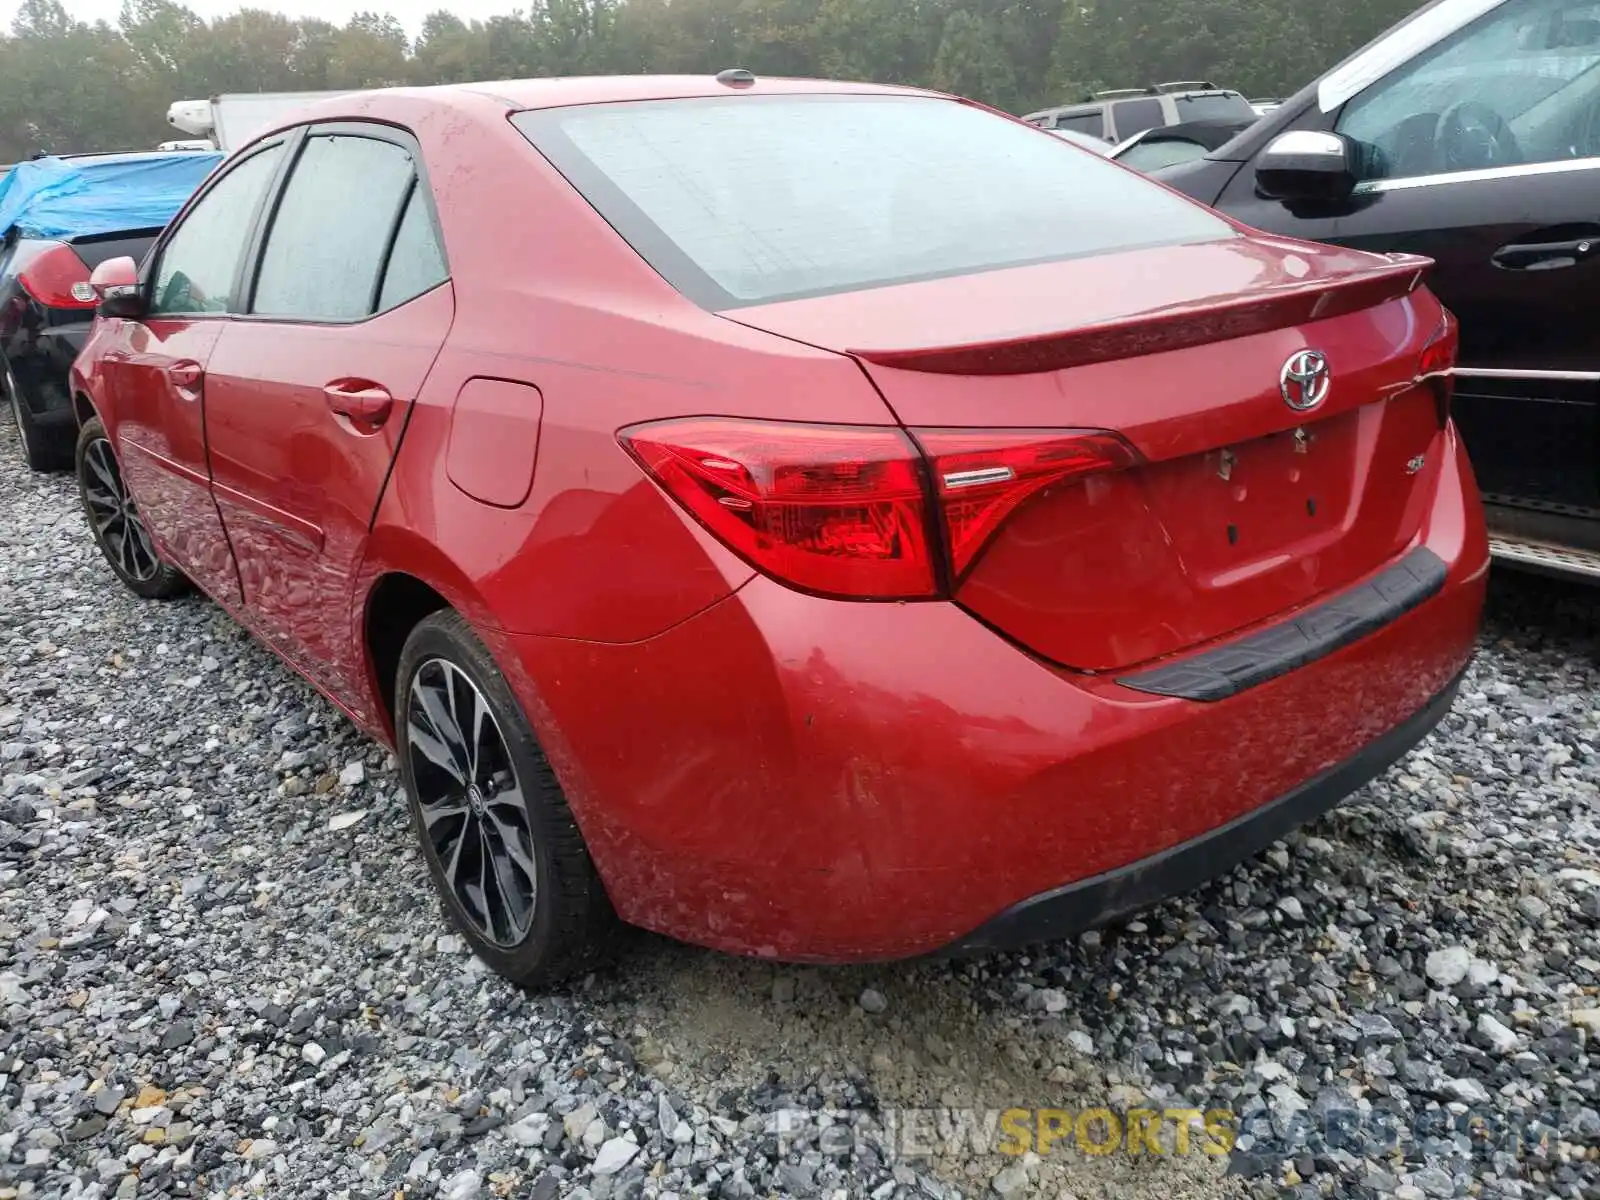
(0, 226), (167, 468)
(0, 151), (220, 470)
(1155, 0), (1600, 581)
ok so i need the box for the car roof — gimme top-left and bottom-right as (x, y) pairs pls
(242, 75), (947, 151)
(459, 74), (929, 108)
(278, 74), (932, 130)
(1025, 102), (1102, 119)
(1023, 87), (1244, 122)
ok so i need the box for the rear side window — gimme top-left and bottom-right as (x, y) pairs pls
(1174, 93), (1257, 122)
(149, 144), (283, 316)
(378, 185), (448, 311)
(513, 94), (1231, 309)
(253, 134), (415, 322)
(1054, 111), (1103, 135)
(1110, 97), (1166, 137)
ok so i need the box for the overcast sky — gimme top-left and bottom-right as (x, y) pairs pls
(3, 0), (522, 38)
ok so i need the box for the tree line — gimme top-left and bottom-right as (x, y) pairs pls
(0, 0), (1423, 161)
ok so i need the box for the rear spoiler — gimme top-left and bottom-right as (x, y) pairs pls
(849, 255), (1432, 376)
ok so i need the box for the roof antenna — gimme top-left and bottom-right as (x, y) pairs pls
(715, 68), (756, 88)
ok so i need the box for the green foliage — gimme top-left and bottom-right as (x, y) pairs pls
(0, 0), (1426, 162)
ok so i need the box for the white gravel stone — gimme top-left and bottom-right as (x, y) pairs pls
(1476, 1013), (1519, 1054)
(591, 1137), (639, 1175)
(563, 1102), (598, 1142)
(1424, 945), (1471, 987)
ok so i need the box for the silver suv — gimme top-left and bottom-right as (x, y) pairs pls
(1022, 82), (1257, 143)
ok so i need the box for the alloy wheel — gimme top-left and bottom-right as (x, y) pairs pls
(80, 436), (159, 583)
(405, 658), (539, 947)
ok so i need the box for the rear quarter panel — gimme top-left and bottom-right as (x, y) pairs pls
(357, 92), (897, 647)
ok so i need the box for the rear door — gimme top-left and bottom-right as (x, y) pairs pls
(97, 140), (289, 605)
(1210, 0), (1600, 531)
(201, 124), (452, 708)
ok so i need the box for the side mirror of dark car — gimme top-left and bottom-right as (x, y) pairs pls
(1255, 130), (1360, 203)
(90, 256), (144, 319)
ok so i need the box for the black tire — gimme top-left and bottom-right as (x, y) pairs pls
(396, 609), (619, 987)
(75, 417), (189, 599)
(4, 356), (68, 472)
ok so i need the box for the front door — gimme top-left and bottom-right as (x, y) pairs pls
(99, 141), (289, 606)
(1213, 0), (1600, 538)
(200, 127), (452, 713)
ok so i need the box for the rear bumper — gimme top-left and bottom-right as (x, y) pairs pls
(495, 424), (1487, 962)
(944, 664), (1464, 955)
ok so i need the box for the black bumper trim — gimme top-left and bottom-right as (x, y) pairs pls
(1116, 546), (1447, 702)
(941, 665), (1465, 957)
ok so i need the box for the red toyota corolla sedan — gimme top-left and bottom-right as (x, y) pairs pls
(68, 74), (1487, 985)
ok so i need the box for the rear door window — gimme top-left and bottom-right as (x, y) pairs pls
(377, 184), (449, 311)
(149, 144), (284, 316)
(252, 133), (415, 322)
(1109, 97), (1166, 137)
(514, 94), (1232, 309)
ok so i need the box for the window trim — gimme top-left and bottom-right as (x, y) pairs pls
(236, 119), (451, 328)
(140, 137), (293, 321)
(1353, 153), (1600, 192)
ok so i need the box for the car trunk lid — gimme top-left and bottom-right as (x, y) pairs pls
(723, 237), (1449, 672)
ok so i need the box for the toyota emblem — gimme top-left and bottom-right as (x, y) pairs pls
(1280, 349), (1330, 412)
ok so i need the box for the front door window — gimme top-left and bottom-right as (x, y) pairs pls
(1338, 0), (1600, 182)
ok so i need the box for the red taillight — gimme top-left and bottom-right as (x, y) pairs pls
(17, 243), (96, 310)
(914, 428), (1139, 578)
(619, 417), (1138, 600)
(620, 418), (939, 600)
(1418, 308), (1458, 426)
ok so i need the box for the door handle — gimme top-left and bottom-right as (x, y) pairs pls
(322, 380), (394, 426)
(166, 360), (204, 390)
(1491, 237), (1600, 271)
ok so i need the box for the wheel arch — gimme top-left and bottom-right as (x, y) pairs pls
(358, 523), (509, 740)
(73, 389), (97, 429)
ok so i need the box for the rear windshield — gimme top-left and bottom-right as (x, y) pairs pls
(512, 94), (1233, 309)
(1174, 92), (1257, 122)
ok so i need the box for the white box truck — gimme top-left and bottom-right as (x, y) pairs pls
(167, 92), (350, 152)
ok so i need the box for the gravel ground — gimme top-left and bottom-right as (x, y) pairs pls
(1, 417), (1598, 1200)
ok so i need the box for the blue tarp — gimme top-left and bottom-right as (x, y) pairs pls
(0, 151), (223, 241)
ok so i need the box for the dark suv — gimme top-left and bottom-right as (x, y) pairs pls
(1155, 0), (1600, 581)
(1022, 82), (1257, 143)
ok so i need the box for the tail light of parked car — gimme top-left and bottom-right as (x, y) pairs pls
(1418, 309), (1458, 427)
(620, 417), (1139, 600)
(17, 243), (97, 311)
